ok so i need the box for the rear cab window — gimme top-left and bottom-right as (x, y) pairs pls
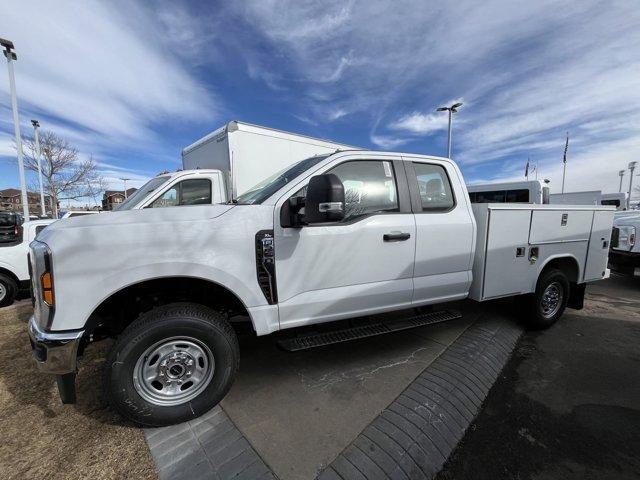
(412, 162), (455, 211)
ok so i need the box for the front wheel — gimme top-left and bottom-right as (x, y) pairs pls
(104, 303), (239, 426)
(525, 268), (569, 329)
(0, 273), (18, 308)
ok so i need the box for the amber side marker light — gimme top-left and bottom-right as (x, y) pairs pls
(41, 271), (54, 306)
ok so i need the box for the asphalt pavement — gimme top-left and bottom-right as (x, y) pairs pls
(436, 274), (640, 480)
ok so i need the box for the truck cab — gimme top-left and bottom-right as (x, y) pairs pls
(116, 169), (227, 210)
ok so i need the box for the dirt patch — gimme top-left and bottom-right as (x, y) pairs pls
(0, 302), (157, 480)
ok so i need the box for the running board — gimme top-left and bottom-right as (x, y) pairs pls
(277, 309), (462, 352)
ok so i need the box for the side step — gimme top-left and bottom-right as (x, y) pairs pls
(277, 309), (462, 352)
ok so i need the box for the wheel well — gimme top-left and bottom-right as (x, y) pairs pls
(86, 277), (251, 338)
(541, 257), (580, 283)
(0, 267), (19, 285)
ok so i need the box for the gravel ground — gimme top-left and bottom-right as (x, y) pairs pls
(0, 301), (157, 480)
(437, 275), (640, 480)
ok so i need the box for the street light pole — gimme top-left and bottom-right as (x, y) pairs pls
(436, 102), (463, 159)
(1, 38), (29, 220)
(31, 120), (47, 216)
(120, 178), (131, 198)
(619, 170), (625, 193)
(628, 162), (637, 210)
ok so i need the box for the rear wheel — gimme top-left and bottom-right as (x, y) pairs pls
(0, 273), (17, 308)
(104, 303), (239, 426)
(525, 268), (569, 329)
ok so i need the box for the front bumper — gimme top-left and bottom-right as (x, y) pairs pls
(28, 316), (84, 375)
(609, 250), (640, 277)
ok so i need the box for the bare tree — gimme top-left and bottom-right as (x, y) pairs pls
(18, 130), (105, 217)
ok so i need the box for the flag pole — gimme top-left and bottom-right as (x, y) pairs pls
(561, 132), (569, 193)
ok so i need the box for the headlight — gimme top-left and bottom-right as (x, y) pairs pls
(29, 241), (55, 329)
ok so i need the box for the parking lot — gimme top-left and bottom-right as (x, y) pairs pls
(1, 275), (638, 480)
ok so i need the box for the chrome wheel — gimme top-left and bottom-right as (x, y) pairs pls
(0, 282), (6, 302)
(133, 337), (214, 406)
(540, 282), (563, 318)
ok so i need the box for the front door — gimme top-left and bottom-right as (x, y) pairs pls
(274, 156), (416, 330)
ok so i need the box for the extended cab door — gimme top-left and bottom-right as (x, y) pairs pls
(404, 158), (475, 305)
(274, 155), (416, 330)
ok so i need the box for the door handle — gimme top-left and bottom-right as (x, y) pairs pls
(383, 232), (411, 242)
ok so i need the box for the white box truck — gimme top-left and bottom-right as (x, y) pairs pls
(116, 121), (358, 211)
(27, 148), (615, 427)
(181, 120), (358, 201)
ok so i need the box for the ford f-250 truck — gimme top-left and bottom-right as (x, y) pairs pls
(27, 151), (615, 426)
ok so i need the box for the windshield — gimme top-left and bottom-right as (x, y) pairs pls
(116, 176), (170, 210)
(236, 155), (329, 205)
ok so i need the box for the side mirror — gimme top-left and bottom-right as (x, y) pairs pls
(305, 173), (345, 223)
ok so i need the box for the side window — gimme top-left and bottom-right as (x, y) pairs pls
(413, 163), (455, 211)
(35, 225), (47, 235)
(151, 185), (178, 208)
(327, 160), (398, 220)
(150, 179), (211, 208)
(180, 179), (211, 205)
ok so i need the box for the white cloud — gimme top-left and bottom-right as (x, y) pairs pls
(389, 112), (448, 135)
(0, 0), (217, 148)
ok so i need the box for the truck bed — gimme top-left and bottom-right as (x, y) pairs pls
(469, 203), (615, 301)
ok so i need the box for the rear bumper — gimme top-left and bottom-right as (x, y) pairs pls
(28, 316), (84, 375)
(608, 250), (640, 276)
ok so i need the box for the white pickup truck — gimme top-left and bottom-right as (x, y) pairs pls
(0, 218), (55, 306)
(27, 151), (615, 426)
(609, 212), (640, 277)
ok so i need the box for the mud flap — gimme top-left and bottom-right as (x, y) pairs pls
(567, 283), (586, 310)
(56, 372), (77, 404)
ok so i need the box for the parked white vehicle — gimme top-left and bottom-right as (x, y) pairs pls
(550, 191), (629, 211)
(0, 219), (55, 306)
(609, 213), (640, 277)
(467, 180), (549, 204)
(27, 150), (614, 426)
(61, 211), (100, 219)
(117, 121), (357, 211)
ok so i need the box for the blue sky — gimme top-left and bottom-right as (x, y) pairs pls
(1, 0), (639, 205)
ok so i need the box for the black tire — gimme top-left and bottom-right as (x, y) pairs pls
(0, 273), (18, 308)
(104, 302), (239, 426)
(525, 268), (569, 329)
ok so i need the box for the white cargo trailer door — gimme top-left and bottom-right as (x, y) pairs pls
(482, 209), (533, 299)
(583, 210), (615, 281)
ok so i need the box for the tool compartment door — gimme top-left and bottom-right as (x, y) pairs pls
(482, 209), (532, 299)
(584, 210), (615, 281)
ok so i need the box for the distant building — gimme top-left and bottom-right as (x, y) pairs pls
(102, 188), (137, 211)
(0, 188), (53, 215)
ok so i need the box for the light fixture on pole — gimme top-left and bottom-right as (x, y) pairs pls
(120, 178), (131, 198)
(618, 169), (625, 193)
(31, 120), (47, 216)
(628, 161), (637, 210)
(436, 102), (463, 159)
(1, 37), (29, 220)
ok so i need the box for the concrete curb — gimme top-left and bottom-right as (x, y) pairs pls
(143, 316), (522, 480)
(144, 405), (275, 480)
(317, 318), (523, 480)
